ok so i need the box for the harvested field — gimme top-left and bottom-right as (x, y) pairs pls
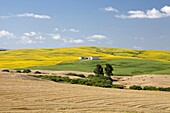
(0, 72), (170, 113)
(112, 74), (170, 88)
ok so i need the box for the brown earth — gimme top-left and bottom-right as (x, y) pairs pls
(0, 71), (170, 113)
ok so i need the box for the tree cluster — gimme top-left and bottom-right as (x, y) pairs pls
(94, 64), (114, 78)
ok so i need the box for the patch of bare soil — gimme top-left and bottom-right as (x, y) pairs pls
(0, 72), (170, 113)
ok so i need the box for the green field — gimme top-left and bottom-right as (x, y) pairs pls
(28, 58), (170, 76)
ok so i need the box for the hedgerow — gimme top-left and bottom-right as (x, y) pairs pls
(31, 75), (169, 92)
(66, 73), (85, 78)
(129, 85), (142, 90)
(129, 85), (170, 92)
(32, 75), (124, 89)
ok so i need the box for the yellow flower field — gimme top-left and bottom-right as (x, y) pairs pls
(0, 46), (170, 68)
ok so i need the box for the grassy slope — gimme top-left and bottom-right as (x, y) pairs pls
(0, 46), (170, 75)
(29, 59), (170, 76)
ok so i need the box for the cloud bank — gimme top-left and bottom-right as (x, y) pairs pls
(116, 6), (170, 19)
(0, 30), (15, 39)
(17, 13), (51, 19)
(51, 34), (61, 40)
(63, 39), (84, 44)
(62, 28), (79, 33)
(87, 35), (107, 40)
(0, 13), (51, 19)
(19, 31), (46, 44)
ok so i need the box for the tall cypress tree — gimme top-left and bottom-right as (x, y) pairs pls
(94, 64), (104, 77)
(105, 64), (114, 77)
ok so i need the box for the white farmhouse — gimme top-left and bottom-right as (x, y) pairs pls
(78, 56), (85, 60)
(78, 56), (99, 60)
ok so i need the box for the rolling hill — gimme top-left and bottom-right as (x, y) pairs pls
(0, 46), (170, 75)
(0, 47), (170, 113)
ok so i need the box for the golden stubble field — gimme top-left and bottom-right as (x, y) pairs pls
(0, 72), (170, 113)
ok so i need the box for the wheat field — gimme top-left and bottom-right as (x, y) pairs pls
(0, 72), (170, 113)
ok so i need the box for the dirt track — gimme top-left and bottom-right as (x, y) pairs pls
(0, 72), (170, 113)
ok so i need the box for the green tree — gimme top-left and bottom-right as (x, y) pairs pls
(105, 64), (114, 77)
(94, 64), (104, 77)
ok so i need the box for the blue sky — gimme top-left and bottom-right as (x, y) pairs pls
(0, 0), (170, 50)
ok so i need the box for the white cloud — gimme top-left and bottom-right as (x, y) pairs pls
(116, 6), (170, 19)
(51, 34), (61, 40)
(87, 35), (107, 40)
(161, 6), (170, 15)
(19, 32), (46, 44)
(19, 36), (36, 44)
(35, 36), (45, 43)
(63, 39), (84, 44)
(1, 13), (51, 19)
(71, 39), (84, 43)
(127, 10), (147, 18)
(0, 30), (15, 39)
(146, 8), (163, 18)
(17, 13), (51, 19)
(24, 32), (37, 36)
(23, 31), (46, 40)
(69, 28), (79, 33)
(104, 7), (119, 12)
(62, 28), (79, 33)
(55, 28), (59, 31)
(35, 36), (46, 40)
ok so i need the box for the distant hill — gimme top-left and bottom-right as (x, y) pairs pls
(0, 46), (170, 69)
(0, 48), (7, 51)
